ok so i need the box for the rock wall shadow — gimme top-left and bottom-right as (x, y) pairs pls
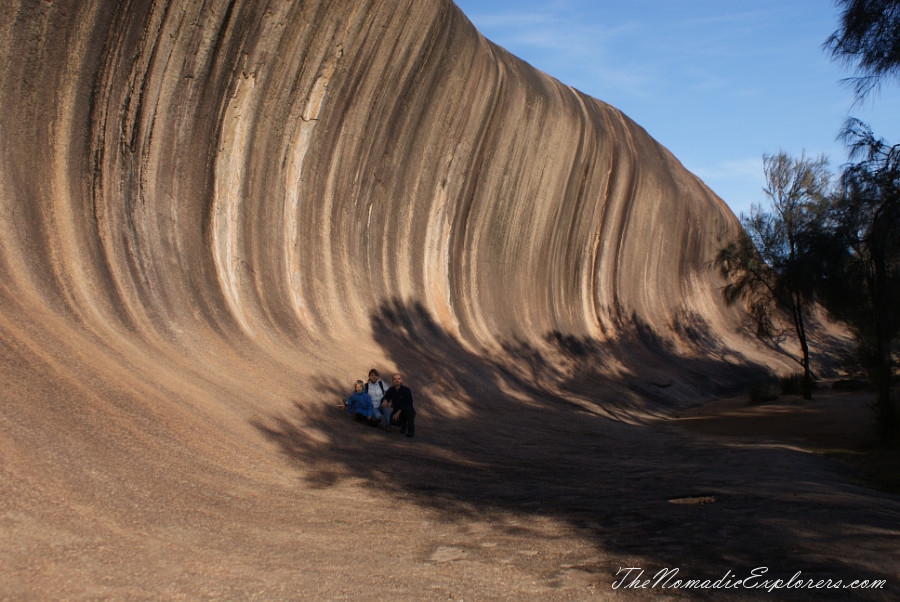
(727, 307), (857, 380)
(254, 299), (898, 599)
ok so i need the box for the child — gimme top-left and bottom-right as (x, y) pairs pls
(346, 380), (379, 427)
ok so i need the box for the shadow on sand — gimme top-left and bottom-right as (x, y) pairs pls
(254, 299), (896, 600)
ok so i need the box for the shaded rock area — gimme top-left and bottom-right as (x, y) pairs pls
(1, 0), (894, 600)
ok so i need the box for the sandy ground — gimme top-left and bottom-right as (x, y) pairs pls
(671, 385), (881, 451)
(271, 386), (899, 601)
(3, 375), (899, 601)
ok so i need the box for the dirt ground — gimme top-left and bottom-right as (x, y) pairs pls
(253, 382), (900, 601)
(672, 385), (879, 450)
(672, 384), (900, 495)
(298, 383), (900, 601)
(3, 379), (899, 601)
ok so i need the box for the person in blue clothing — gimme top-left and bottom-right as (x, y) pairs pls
(345, 380), (379, 427)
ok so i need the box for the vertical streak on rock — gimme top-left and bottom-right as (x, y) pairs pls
(283, 40), (343, 333)
(213, 71), (257, 335)
(0, 0), (781, 409)
(424, 179), (457, 335)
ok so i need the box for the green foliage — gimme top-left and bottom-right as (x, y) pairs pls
(815, 120), (900, 437)
(748, 379), (780, 405)
(716, 152), (831, 400)
(825, 0), (900, 101)
(780, 373), (810, 396)
(716, 232), (777, 337)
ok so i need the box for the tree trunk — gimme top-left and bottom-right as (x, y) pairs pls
(875, 333), (895, 438)
(793, 294), (813, 400)
(873, 253), (897, 438)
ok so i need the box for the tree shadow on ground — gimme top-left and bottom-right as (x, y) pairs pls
(254, 299), (897, 600)
(726, 305), (857, 382)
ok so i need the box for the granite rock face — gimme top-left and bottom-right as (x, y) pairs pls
(0, 0), (757, 363)
(0, 1), (827, 596)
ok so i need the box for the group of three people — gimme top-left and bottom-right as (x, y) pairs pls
(345, 369), (415, 438)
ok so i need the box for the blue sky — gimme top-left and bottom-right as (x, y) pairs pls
(453, 0), (900, 217)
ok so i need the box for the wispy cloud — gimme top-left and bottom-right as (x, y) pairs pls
(454, 0), (900, 217)
(692, 157), (762, 182)
(463, 10), (562, 31)
(461, 6), (653, 100)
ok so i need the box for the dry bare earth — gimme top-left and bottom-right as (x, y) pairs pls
(4, 332), (899, 601)
(1, 0), (898, 600)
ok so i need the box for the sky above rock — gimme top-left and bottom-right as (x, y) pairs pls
(454, 0), (900, 217)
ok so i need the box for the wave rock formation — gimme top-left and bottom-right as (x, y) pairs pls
(1, 0), (765, 374)
(1, 0), (860, 598)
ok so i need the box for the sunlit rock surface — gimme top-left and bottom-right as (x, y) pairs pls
(0, 1), (853, 598)
(1, 0), (764, 376)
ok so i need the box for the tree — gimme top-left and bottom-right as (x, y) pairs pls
(825, 0), (900, 101)
(818, 119), (900, 437)
(717, 152), (832, 399)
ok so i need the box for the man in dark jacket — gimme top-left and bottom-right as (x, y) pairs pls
(384, 373), (415, 438)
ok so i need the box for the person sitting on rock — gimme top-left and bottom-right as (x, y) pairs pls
(383, 372), (415, 438)
(346, 380), (379, 427)
(364, 368), (391, 430)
